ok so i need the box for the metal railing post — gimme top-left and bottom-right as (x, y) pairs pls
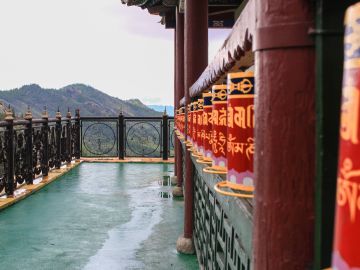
(66, 109), (72, 164)
(162, 111), (169, 160)
(41, 107), (49, 178)
(4, 107), (14, 197)
(118, 112), (125, 159)
(55, 109), (62, 169)
(24, 107), (33, 184)
(75, 109), (81, 160)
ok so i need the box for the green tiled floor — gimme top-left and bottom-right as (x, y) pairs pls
(0, 163), (198, 270)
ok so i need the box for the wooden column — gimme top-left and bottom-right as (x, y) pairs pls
(173, 9), (185, 197)
(253, 0), (315, 269)
(174, 28), (178, 177)
(177, 0), (208, 254)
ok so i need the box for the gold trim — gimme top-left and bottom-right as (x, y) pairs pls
(228, 94), (255, 99)
(196, 158), (212, 165)
(214, 181), (254, 198)
(212, 101), (227, 104)
(212, 85), (227, 90)
(203, 167), (227, 175)
(228, 71), (254, 79)
(191, 152), (203, 158)
(345, 59), (360, 69)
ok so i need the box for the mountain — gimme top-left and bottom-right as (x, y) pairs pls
(0, 84), (162, 118)
(147, 105), (174, 116)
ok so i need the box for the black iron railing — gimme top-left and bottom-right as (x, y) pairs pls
(80, 114), (174, 159)
(0, 109), (174, 197)
(0, 108), (80, 197)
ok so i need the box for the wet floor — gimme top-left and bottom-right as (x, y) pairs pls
(0, 163), (198, 270)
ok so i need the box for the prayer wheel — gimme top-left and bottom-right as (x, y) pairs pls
(332, 3), (360, 269)
(191, 101), (198, 152)
(197, 99), (204, 155)
(185, 103), (192, 146)
(227, 71), (255, 188)
(176, 107), (185, 141)
(204, 84), (227, 174)
(202, 92), (213, 162)
(179, 107), (185, 140)
(193, 99), (204, 158)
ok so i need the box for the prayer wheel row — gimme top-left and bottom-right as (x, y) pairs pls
(175, 71), (255, 192)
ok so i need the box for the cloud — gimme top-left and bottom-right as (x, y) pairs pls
(0, 0), (231, 105)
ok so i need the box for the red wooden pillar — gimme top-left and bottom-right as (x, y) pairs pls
(176, 0), (208, 254)
(253, 0), (315, 269)
(173, 8), (185, 197)
(174, 27), (178, 178)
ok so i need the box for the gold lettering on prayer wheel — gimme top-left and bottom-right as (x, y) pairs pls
(185, 103), (192, 146)
(210, 84), (228, 172)
(332, 3), (360, 269)
(196, 99), (204, 156)
(227, 71), (255, 187)
(202, 92), (213, 162)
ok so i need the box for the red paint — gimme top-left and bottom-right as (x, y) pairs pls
(211, 84), (227, 171)
(203, 92), (213, 161)
(227, 72), (254, 186)
(192, 102), (197, 149)
(253, 0), (315, 268)
(175, 9), (184, 188)
(332, 4), (360, 269)
(178, 107), (185, 138)
(187, 104), (192, 143)
(197, 99), (204, 155)
(183, 0), (208, 239)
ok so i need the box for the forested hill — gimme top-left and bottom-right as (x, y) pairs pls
(0, 84), (162, 118)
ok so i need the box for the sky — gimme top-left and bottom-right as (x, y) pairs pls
(0, 0), (230, 105)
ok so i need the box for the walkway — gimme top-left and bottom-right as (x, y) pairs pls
(0, 163), (198, 270)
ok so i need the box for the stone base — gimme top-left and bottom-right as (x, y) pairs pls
(170, 176), (178, 186)
(172, 186), (184, 197)
(176, 235), (195, 255)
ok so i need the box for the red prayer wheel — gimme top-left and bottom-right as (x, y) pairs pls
(179, 107), (185, 139)
(197, 99), (204, 156)
(209, 84), (227, 172)
(202, 92), (213, 162)
(186, 103), (192, 146)
(332, 4), (360, 269)
(191, 101), (198, 151)
(227, 71), (255, 187)
(176, 107), (185, 140)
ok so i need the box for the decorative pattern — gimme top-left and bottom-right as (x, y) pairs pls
(14, 130), (26, 185)
(82, 121), (118, 157)
(193, 167), (251, 270)
(125, 120), (161, 157)
(0, 132), (7, 194)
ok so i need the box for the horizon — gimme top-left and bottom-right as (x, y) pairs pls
(0, 0), (230, 106)
(0, 82), (176, 107)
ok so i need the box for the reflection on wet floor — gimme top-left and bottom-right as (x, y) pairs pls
(158, 175), (173, 199)
(0, 163), (198, 270)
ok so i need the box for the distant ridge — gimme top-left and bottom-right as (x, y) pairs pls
(0, 84), (162, 118)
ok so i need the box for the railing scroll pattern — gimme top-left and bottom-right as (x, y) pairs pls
(0, 109), (80, 197)
(80, 115), (174, 159)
